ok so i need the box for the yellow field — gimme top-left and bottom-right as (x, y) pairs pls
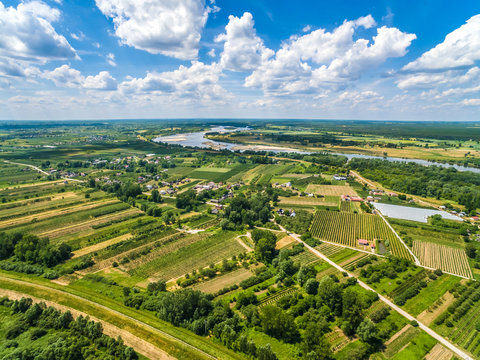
(278, 196), (337, 206)
(306, 184), (358, 197)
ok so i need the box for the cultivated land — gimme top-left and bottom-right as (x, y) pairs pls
(306, 184), (359, 196)
(0, 120), (479, 360)
(310, 210), (414, 260)
(413, 241), (473, 278)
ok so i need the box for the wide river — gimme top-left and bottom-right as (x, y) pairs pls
(153, 126), (480, 173)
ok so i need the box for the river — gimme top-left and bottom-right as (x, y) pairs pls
(153, 126), (480, 173)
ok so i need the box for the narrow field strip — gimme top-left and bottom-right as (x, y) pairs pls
(0, 198), (118, 230)
(72, 233), (133, 258)
(41, 208), (141, 239)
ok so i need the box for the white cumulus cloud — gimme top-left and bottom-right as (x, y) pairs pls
(215, 12), (274, 72)
(0, 1), (77, 63)
(245, 15), (415, 95)
(95, 0), (211, 60)
(43, 65), (117, 90)
(403, 14), (480, 72)
(120, 61), (228, 102)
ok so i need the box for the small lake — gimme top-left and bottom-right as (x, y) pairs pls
(153, 126), (480, 173)
(372, 202), (463, 223)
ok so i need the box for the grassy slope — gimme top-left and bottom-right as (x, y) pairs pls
(0, 271), (246, 360)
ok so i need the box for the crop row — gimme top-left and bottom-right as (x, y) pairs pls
(258, 287), (298, 307)
(413, 241), (472, 278)
(310, 211), (413, 260)
(316, 243), (345, 258)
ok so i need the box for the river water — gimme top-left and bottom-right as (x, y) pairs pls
(153, 126), (480, 173)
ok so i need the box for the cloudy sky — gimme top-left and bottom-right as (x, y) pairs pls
(1, 0), (480, 120)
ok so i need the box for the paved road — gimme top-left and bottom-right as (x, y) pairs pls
(0, 275), (217, 360)
(276, 223), (473, 360)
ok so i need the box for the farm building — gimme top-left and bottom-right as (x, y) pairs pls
(358, 239), (369, 246)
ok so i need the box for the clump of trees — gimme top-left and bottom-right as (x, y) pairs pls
(0, 296), (137, 359)
(350, 158), (480, 212)
(0, 232), (72, 276)
(276, 209), (313, 234)
(222, 193), (271, 230)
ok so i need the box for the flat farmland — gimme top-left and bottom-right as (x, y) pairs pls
(278, 196), (337, 207)
(413, 241), (472, 278)
(0, 162), (45, 186)
(310, 211), (413, 260)
(72, 233), (133, 258)
(189, 164), (254, 182)
(130, 231), (245, 282)
(193, 268), (253, 293)
(306, 184), (358, 196)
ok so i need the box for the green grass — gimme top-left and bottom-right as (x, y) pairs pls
(391, 331), (437, 360)
(402, 275), (461, 316)
(245, 329), (299, 360)
(363, 267), (424, 295)
(390, 218), (464, 248)
(0, 271), (246, 360)
(328, 248), (359, 264)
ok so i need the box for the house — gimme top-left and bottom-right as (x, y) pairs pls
(333, 174), (347, 181)
(290, 211), (296, 217)
(358, 239), (369, 246)
(211, 208), (219, 214)
(471, 216), (479, 221)
(350, 196), (363, 202)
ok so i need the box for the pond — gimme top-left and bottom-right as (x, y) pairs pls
(372, 202), (463, 223)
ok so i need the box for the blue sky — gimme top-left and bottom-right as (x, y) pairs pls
(1, 0), (480, 120)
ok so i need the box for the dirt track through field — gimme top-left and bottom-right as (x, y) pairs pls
(0, 288), (175, 360)
(72, 233), (133, 258)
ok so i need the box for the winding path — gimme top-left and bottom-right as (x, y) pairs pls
(276, 223), (473, 360)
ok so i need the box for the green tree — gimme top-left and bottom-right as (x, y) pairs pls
(260, 306), (299, 343)
(304, 278), (319, 295)
(356, 319), (378, 344)
(256, 237), (276, 263)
